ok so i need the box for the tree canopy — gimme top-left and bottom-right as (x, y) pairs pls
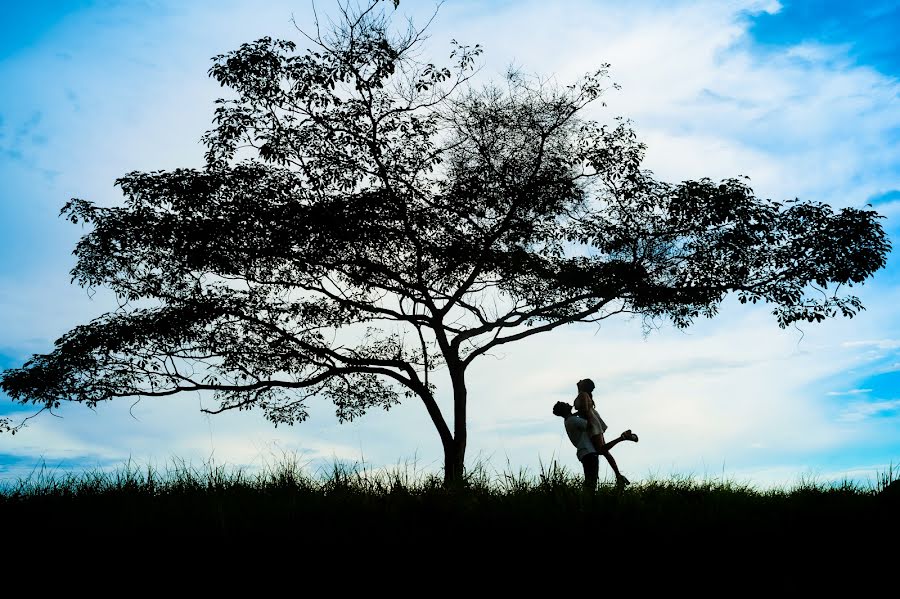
(1, 0), (889, 484)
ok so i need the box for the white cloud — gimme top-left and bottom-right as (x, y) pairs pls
(838, 399), (900, 422)
(842, 340), (900, 350)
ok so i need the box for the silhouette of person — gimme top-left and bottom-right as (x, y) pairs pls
(573, 378), (638, 485)
(553, 400), (638, 489)
(553, 401), (600, 489)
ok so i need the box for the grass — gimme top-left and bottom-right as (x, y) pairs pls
(2, 456), (898, 561)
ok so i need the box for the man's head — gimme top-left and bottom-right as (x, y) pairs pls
(552, 401), (573, 418)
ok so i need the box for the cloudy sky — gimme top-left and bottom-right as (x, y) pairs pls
(1, 0), (898, 488)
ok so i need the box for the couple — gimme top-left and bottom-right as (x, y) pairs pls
(554, 378), (639, 489)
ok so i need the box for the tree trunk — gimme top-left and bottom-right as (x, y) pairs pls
(443, 437), (465, 487)
(443, 362), (467, 487)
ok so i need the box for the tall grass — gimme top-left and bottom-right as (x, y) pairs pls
(2, 455), (898, 553)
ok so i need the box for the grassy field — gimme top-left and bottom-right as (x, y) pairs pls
(3, 457), (897, 558)
(5, 460), (894, 587)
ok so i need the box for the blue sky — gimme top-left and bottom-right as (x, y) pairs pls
(749, 0), (900, 77)
(1, 0), (899, 488)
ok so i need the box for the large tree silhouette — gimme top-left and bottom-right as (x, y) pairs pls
(1, 1), (889, 485)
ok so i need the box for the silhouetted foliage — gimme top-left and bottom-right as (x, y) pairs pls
(0, 1), (889, 485)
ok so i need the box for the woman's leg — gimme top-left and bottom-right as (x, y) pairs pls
(596, 433), (625, 453)
(590, 432), (629, 484)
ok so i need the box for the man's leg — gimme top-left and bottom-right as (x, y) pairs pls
(580, 453), (599, 491)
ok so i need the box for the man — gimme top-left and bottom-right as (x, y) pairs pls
(553, 400), (638, 489)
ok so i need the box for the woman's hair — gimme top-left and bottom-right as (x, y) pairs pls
(580, 378), (595, 393)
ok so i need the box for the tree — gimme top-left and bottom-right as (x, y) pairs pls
(0, 1), (890, 485)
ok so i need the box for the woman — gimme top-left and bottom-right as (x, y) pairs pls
(574, 378), (638, 485)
